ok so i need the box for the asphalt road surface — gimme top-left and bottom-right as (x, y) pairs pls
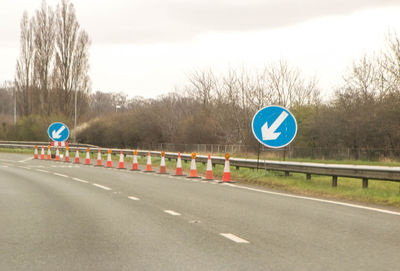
(1, 152), (400, 270)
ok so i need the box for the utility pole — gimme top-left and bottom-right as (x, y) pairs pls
(13, 85), (16, 126)
(74, 88), (77, 143)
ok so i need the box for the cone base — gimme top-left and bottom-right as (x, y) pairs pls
(187, 176), (202, 179)
(130, 168), (141, 171)
(95, 164), (103, 167)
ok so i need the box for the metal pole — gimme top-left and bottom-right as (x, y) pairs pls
(74, 88), (77, 143)
(13, 86), (16, 126)
(256, 143), (261, 171)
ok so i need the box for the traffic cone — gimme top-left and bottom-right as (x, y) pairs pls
(204, 153), (214, 180)
(40, 146), (45, 160)
(222, 153), (232, 182)
(159, 151), (167, 174)
(55, 147), (61, 161)
(85, 148), (91, 165)
(174, 152), (184, 176)
(33, 145), (38, 159)
(96, 149), (102, 166)
(145, 152), (154, 172)
(188, 152), (200, 178)
(106, 149), (113, 167)
(74, 148), (80, 164)
(47, 145), (52, 160)
(117, 150), (125, 169)
(64, 146), (70, 162)
(131, 150), (139, 171)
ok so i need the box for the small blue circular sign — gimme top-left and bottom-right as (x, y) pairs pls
(47, 122), (70, 142)
(252, 105), (297, 148)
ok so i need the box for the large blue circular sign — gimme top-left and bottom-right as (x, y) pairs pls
(47, 122), (70, 142)
(252, 105), (297, 148)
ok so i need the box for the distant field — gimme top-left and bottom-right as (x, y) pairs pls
(1, 147), (400, 208)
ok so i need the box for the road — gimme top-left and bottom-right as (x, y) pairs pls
(1, 152), (400, 270)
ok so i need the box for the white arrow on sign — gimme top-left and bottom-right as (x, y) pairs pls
(52, 126), (66, 139)
(261, 111), (288, 140)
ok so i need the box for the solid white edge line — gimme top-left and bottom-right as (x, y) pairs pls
(72, 177), (88, 183)
(93, 183), (112, 190)
(128, 196), (140, 201)
(164, 210), (181, 216)
(53, 173), (69, 178)
(228, 183), (400, 216)
(220, 233), (249, 243)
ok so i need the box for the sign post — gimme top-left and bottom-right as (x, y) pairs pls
(47, 122), (70, 142)
(252, 105), (297, 149)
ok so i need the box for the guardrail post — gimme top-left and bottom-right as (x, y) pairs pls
(285, 171), (290, 177)
(332, 176), (338, 187)
(306, 173), (311, 180)
(362, 178), (368, 188)
(236, 166), (240, 171)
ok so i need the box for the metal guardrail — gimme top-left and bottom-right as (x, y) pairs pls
(1, 143), (400, 188)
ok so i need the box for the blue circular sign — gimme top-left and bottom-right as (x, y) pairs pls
(252, 105), (297, 148)
(47, 122), (70, 142)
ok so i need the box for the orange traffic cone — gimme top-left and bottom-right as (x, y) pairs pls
(204, 153), (214, 180)
(106, 149), (113, 167)
(222, 153), (232, 182)
(117, 150), (125, 169)
(40, 146), (45, 160)
(74, 148), (80, 164)
(64, 146), (70, 162)
(47, 145), (52, 160)
(131, 150), (139, 171)
(145, 152), (154, 172)
(174, 152), (184, 176)
(84, 148), (91, 165)
(96, 149), (102, 166)
(34, 145), (38, 159)
(188, 152), (201, 178)
(55, 147), (61, 161)
(159, 151), (167, 174)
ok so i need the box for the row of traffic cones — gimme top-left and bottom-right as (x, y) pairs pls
(33, 145), (232, 182)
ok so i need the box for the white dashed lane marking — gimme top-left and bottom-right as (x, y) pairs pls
(72, 177), (88, 183)
(35, 169), (49, 173)
(220, 233), (249, 244)
(53, 173), (69, 178)
(164, 210), (181, 216)
(128, 196), (140, 201)
(93, 183), (112, 190)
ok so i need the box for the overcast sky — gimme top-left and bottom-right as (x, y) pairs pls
(1, 0), (400, 98)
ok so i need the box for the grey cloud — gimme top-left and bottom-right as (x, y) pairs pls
(80, 0), (399, 44)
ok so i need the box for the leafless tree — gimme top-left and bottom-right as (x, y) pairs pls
(54, 0), (91, 117)
(15, 11), (35, 116)
(33, 0), (55, 114)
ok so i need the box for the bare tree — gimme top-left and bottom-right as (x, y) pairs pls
(54, 0), (91, 117)
(15, 11), (35, 116)
(33, 0), (55, 115)
(264, 60), (319, 108)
